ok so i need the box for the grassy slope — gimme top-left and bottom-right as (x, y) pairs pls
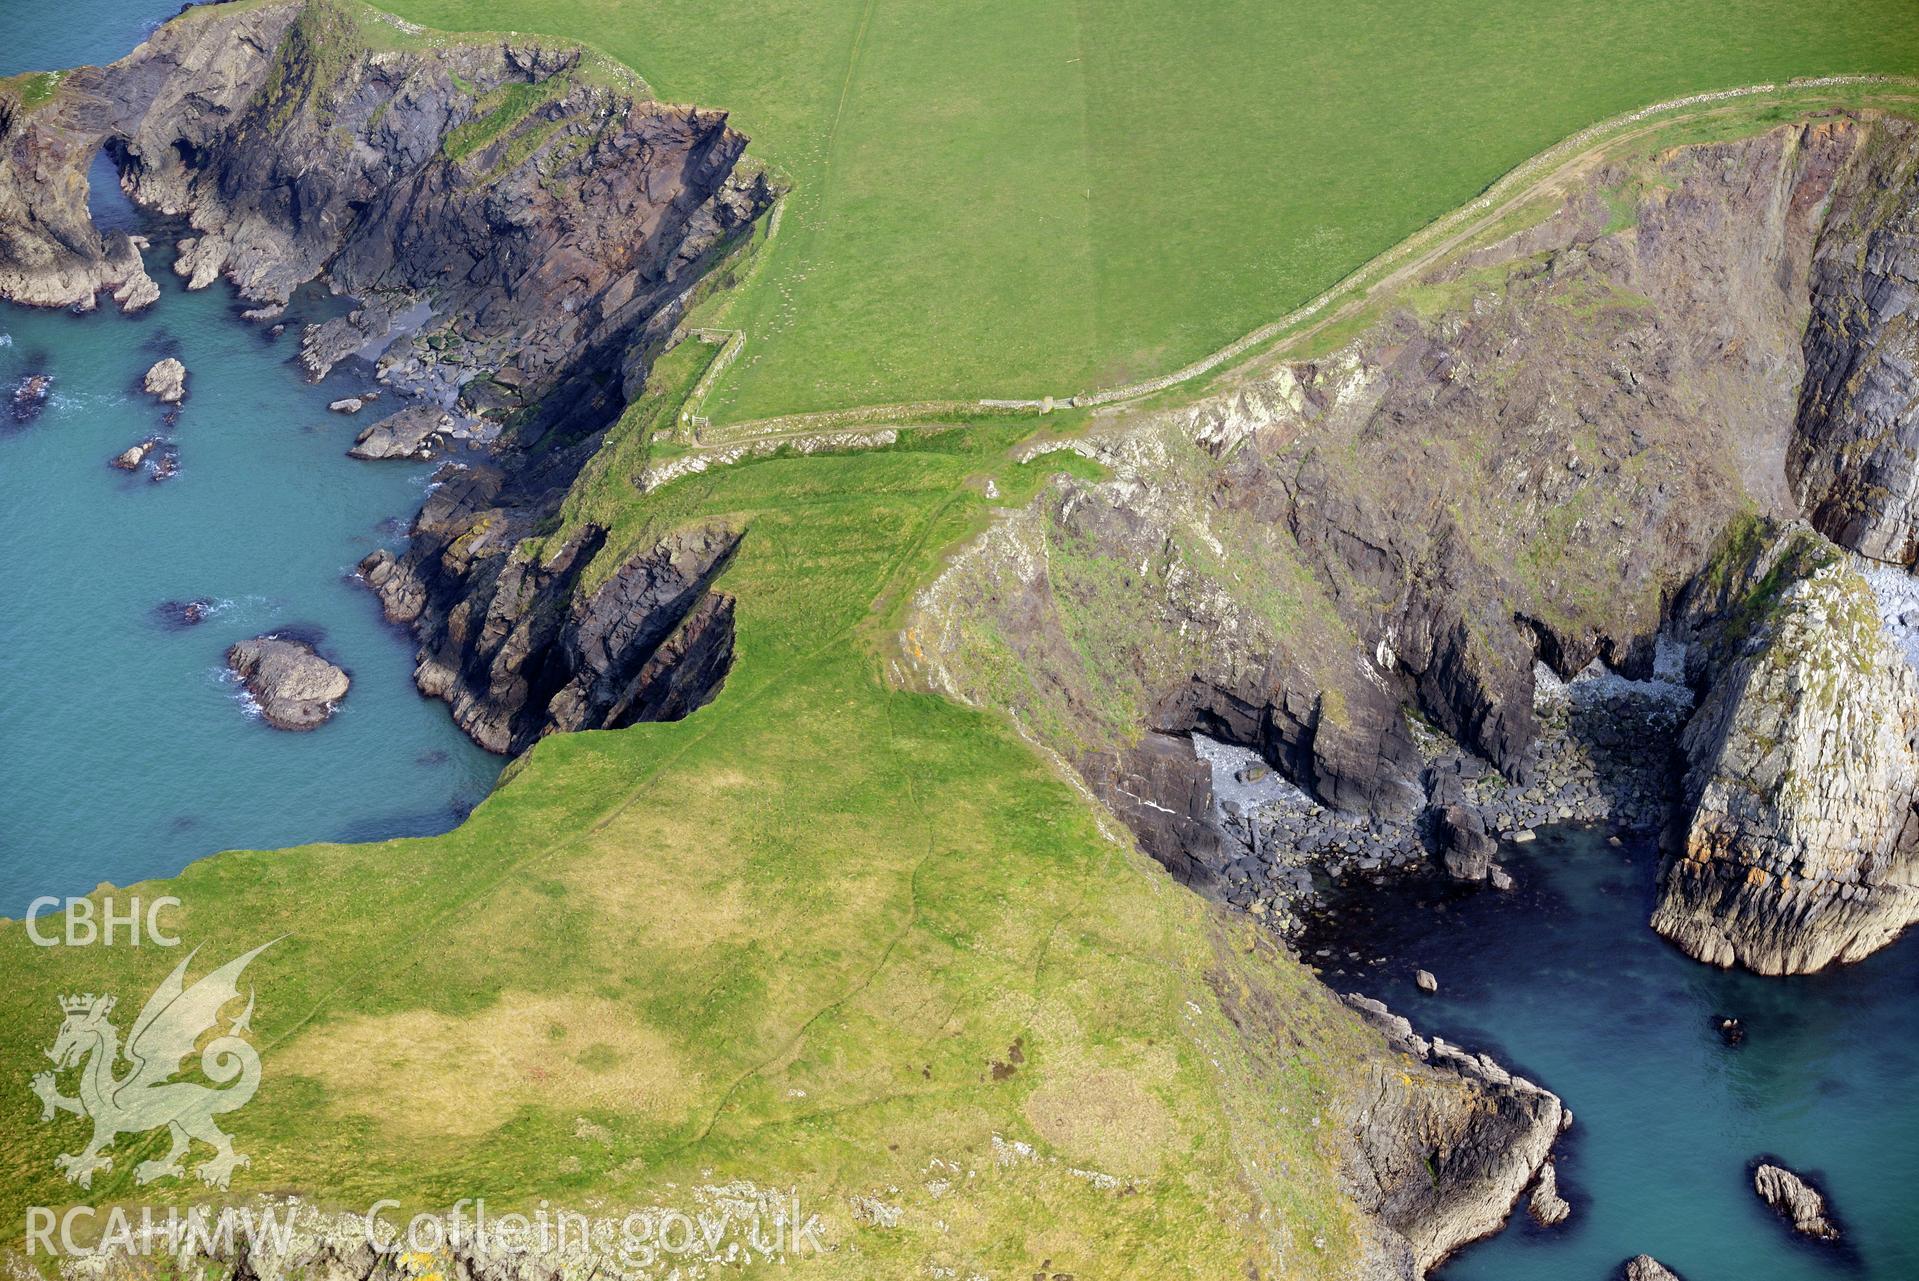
(386, 0), (1916, 420)
(0, 418), (1377, 1277)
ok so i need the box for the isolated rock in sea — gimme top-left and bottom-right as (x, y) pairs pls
(1489, 864), (1515, 892)
(1713, 1015), (1745, 1046)
(1752, 1161), (1839, 1240)
(1527, 1159), (1570, 1225)
(142, 357), (186, 404)
(347, 404), (451, 460)
(226, 635), (349, 731)
(1340, 994), (1567, 1275)
(109, 438), (159, 470)
(149, 449), (178, 482)
(1654, 549), (1919, 973)
(11, 372), (52, 422)
(1623, 1256), (1683, 1281)
(328, 396), (364, 413)
(1415, 969), (1438, 994)
(153, 598), (214, 629)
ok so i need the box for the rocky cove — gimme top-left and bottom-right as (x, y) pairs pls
(904, 106), (1919, 1273)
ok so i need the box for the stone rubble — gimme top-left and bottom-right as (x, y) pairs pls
(1197, 645), (1690, 934)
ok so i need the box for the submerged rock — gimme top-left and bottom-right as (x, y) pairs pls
(226, 635), (349, 731)
(347, 404), (451, 460)
(10, 372), (51, 422)
(1712, 1014), (1745, 1047)
(142, 357), (187, 404)
(1752, 1161), (1839, 1240)
(152, 598), (214, 629)
(1623, 1256), (1683, 1281)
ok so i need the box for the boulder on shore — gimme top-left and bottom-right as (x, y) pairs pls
(142, 358), (187, 404)
(1752, 1161), (1839, 1240)
(10, 372), (52, 422)
(1623, 1256), (1683, 1281)
(226, 635), (349, 731)
(1430, 801), (1496, 881)
(348, 403), (453, 460)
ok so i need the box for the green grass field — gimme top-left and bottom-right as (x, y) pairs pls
(389, 0), (1918, 421)
(0, 418), (1379, 1278)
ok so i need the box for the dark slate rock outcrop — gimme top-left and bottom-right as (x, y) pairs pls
(362, 522), (738, 753)
(0, 0), (774, 760)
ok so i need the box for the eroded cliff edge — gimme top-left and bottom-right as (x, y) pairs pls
(906, 111), (1919, 977)
(0, 0), (773, 747)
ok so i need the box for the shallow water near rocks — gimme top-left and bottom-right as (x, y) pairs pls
(0, 2), (502, 917)
(1309, 825), (1919, 1280)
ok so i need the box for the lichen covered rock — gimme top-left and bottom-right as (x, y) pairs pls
(1654, 550), (1919, 973)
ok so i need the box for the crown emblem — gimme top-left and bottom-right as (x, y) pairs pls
(58, 993), (114, 1016)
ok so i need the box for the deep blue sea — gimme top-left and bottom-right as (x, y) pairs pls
(1316, 827), (1919, 1281)
(0, 1), (501, 918)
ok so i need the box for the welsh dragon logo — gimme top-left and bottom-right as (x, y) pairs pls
(29, 941), (274, 1190)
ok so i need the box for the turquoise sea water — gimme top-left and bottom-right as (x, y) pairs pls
(1314, 827), (1919, 1280)
(0, 2), (501, 918)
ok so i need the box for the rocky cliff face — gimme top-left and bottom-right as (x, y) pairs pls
(0, 0), (770, 753)
(1, 0), (771, 417)
(363, 515), (738, 754)
(1652, 530), (1919, 972)
(1789, 125), (1919, 565)
(909, 116), (1875, 884)
(1339, 995), (1568, 1278)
